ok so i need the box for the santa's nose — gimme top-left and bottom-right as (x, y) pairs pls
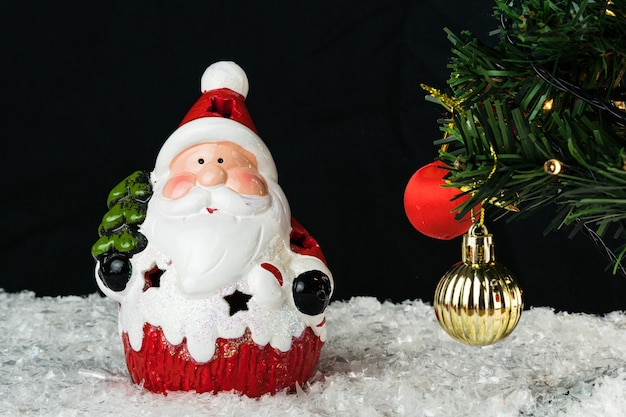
(197, 164), (227, 187)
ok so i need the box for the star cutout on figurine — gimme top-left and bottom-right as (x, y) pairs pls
(223, 290), (253, 316)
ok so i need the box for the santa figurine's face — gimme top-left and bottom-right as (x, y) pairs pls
(141, 137), (287, 296)
(163, 141), (268, 200)
(152, 140), (274, 219)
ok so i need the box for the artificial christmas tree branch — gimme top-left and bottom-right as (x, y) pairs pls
(424, 0), (626, 273)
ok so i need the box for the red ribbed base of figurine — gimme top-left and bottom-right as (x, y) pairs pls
(122, 324), (324, 397)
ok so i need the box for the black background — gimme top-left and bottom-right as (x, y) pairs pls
(2, 0), (625, 313)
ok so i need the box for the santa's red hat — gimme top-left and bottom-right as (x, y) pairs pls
(152, 61), (278, 183)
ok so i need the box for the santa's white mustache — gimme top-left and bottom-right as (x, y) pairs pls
(153, 184), (271, 217)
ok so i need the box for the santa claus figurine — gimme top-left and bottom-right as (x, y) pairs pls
(91, 61), (334, 397)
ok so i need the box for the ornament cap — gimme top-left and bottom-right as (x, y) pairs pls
(462, 223), (494, 266)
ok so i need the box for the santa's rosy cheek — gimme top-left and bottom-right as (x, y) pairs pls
(225, 168), (268, 196)
(162, 173), (196, 200)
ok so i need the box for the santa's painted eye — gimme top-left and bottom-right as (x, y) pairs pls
(198, 158), (205, 164)
(217, 158), (224, 164)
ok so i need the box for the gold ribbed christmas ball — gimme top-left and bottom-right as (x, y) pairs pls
(434, 224), (523, 346)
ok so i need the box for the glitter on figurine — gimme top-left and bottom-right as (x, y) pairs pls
(91, 61), (334, 397)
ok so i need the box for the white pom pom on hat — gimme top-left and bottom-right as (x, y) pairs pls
(201, 61), (249, 98)
(152, 61), (278, 183)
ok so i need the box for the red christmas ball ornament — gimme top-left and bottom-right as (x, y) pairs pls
(404, 161), (478, 240)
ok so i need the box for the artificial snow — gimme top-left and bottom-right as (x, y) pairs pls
(2, 291), (626, 417)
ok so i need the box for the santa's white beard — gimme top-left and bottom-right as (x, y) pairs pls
(141, 183), (289, 297)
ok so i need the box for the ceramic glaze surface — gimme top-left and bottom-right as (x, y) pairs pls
(93, 61), (333, 395)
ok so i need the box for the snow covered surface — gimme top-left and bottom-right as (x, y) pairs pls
(3, 290), (626, 417)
